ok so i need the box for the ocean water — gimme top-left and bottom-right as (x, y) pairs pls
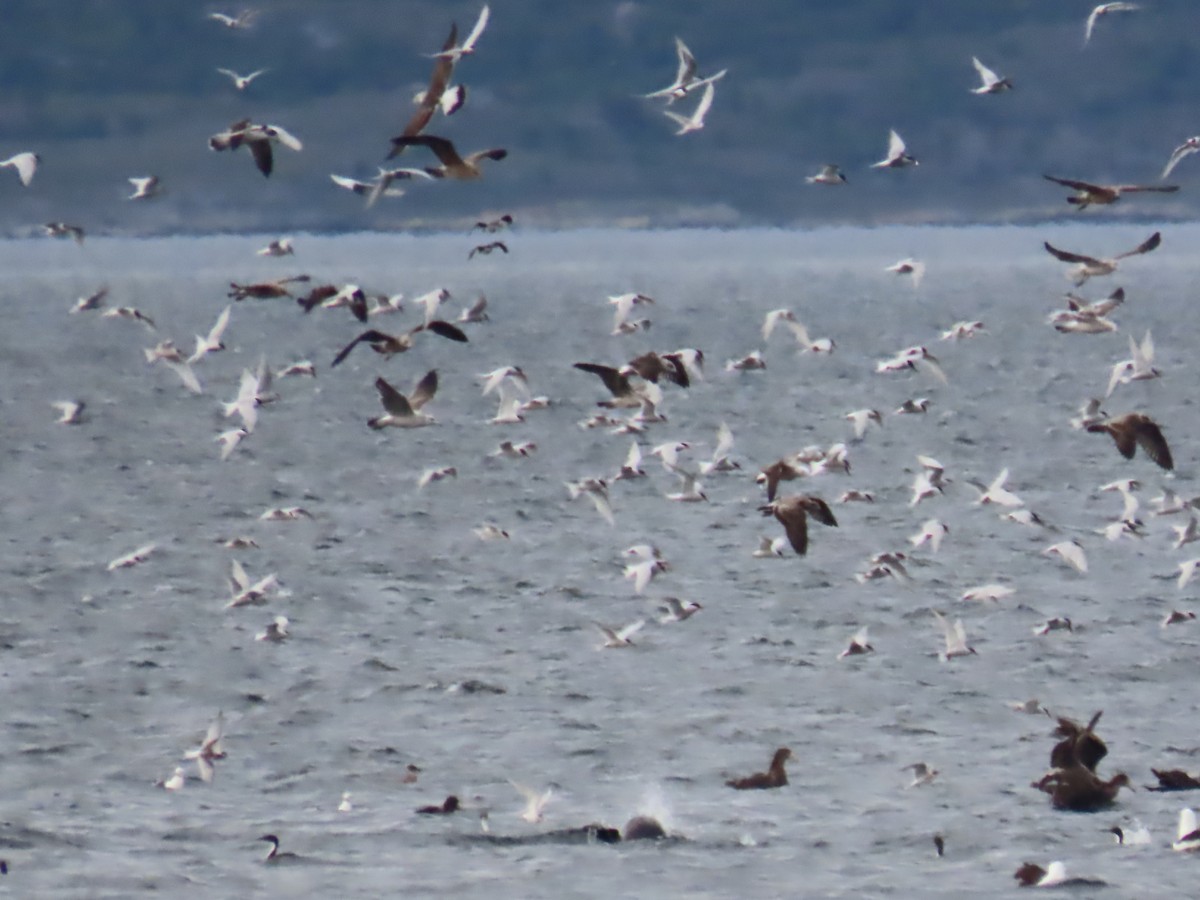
(2, 224), (1199, 897)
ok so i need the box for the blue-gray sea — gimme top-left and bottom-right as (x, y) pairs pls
(2, 224), (1199, 897)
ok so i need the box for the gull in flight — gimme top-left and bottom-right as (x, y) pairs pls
(458, 295), (489, 324)
(44, 222), (85, 244)
(1043, 174), (1178, 210)
(644, 36), (728, 104)
(182, 711), (226, 783)
(967, 467), (1023, 507)
(1044, 540), (1088, 574)
(0, 152), (38, 186)
(870, 129), (918, 168)
(1085, 3), (1140, 44)
(469, 240), (507, 259)
(1163, 136), (1200, 179)
(1043, 231), (1160, 286)
(103, 306), (155, 329)
(52, 400), (85, 425)
(259, 507), (313, 521)
(473, 523), (509, 541)
(1100, 478), (1141, 521)
(255, 617), (289, 643)
(566, 478), (615, 525)
(509, 779), (552, 823)
(662, 80), (716, 135)
(910, 454), (948, 506)
(940, 320), (985, 341)
(909, 518), (949, 553)
(622, 545), (667, 592)
(1032, 617), (1073, 635)
(962, 584), (1014, 602)
(433, 5), (490, 61)
(257, 238), (293, 257)
(725, 350), (766, 371)
(970, 56), (1013, 94)
(932, 611), (975, 660)
(209, 9), (258, 29)
(876, 346), (947, 383)
(107, 543), (156, 570)
(70, 286), (108, 314)
(595, 619), (644, 648)
(1086, 412), (1173, 470)
(1173, 516), (1200, 551)
(386, 134), (506, 178)
(216, 427), (248, 461)
(885, 258), (925, 288)
(189, 306), (232, 364)
(329, 173), (408, 201)
(837, 626), (873, 659)
(209, 119), (303, 177)
(1173, 808), (1200, 852)
(699, 422), (740, 474)
(845, 409), (883, 441)
(127, 176), (160, 200)
(806, 164), (846, 185)
(222, 360), (272, 432)
(658, 597), (702, 623)
(330, 321), (467, 367)
(753, 535), (788, 558)
(369, 371), (439, 429)
(903, 762), (939, 788)
(762, 309), (834, 353)
(491, 440), (538, 460)
(417, 466), (458, 490)
(217, 68), (268, 90)
(226, 559), (281, 608)
(759, 494), (838, 556)
(1106, 331), (1159, 397)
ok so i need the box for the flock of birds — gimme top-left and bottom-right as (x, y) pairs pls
(7, 1), (1200, 890)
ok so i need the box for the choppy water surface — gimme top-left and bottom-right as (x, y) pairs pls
(2, 225), (1200, 897)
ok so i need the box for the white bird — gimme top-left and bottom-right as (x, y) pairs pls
(159, 766), (186, 791)
(806, 164), (847, 185)
(107, 543), (156, 570)
(417, 466), (458, 490)
(189, 306), (232, 364)
(1106, 331), (1158, 397)
(412, 288), (451, 326)
(338, 792), (354, 813)
(961, 584), (1014, 602)
(209, 9), (258, 29)
(1100, 478), (1141, 520)
(871, 129), (918, 168)
(837, 626), (874, 659)
(940, 320), (985, 341)
(70, 286), (108, 314)
(643, 36), (727, 103)
(1173, 516), (1200, 550)
(968, 467), (1023, 507)
(885, 258), (925, 288)
(752, 535), (789, 558)
(970, 56), (1012, 93)
(329, 173), (408, 200)
(222, 364), (269, 432)
(255, 615), (289, 643)
(259, 506), (313, 522)
(566, 478), (615, 525)
(615, 441), (647, 480)
(217, 67), (268, 90)
(932, 610), (975, 660)
(226, 559), (280, 609)
(903, 762), (939, 788)
(257, 238), (293, 257)
(51, 400), (85, 425)
(507, 778), (552, 823)
(182, 711), (226, 783)
(433, 4), (490, 60)
(369, 371), (439, 429)
(208, 119), (303, 177)
(1044, 540), (1088, 574)
(491, 440), (538, 460)
(666, 470), (707, 502)
(458, 294), (489, 324)
(479, 365), (529, 398)
(1032, 617), (1073, 636)
(1070, 398), (1108, 431)
(1154, 488), (1199, 516)
(215, 427), (249, 461)
(1173, 808), (1200, 852)
(127, 176), (161, 200)
(896, 398), (930, 415)
(473, 523), (510, 541)
(595, 619), (644, 648)
(103, 306), (156, 329)
(725, 350), (766, 371)
(609, 292), (654, 333)
(662, 80), (716, 135)
(623, 557), (668, 594)
(1163, 136), (1200, 180)
(0, 151), (38, 186)
(845, 409), (883, 441)
(658, 597), (702, 623)
(1177, 559), (1200, 590)
(1085, 2), (1141, 44)
(910, 519), (949, 553)
(699, 422), (740, 474)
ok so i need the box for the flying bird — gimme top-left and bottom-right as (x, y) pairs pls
(871, 129), (918, 168)
(469, 240), (508, 259)
(643, 36), (728, 104)
(330, 321), (467, 367)
(386, 134), (506, 179)
(1163, 136), (1200, 179)
(209, 119), (303, 177)
(1086, 412), (1173, 470)
(1085, 3), (1141, 44)
(216, 68), (268, 90)
(432, 5), (490, 62)
(209, 9), (258, 29)
(759, 494), (838, 556)
(1043, 174), (1178, 210)
(970, 56), (1013, 93)
(0, 152), (39, 186)
(368, 371), (439, 429)
(805, 163), (846, 185)
(661, 80), (716, 135)
(1043, 231), (1160, 285)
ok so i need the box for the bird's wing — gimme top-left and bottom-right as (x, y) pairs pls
(972, 56), (999, 84)
(1044, 242), (1099, 265)
(1162, 140), (1199, 179)
(776, 505), (809, 555)
(1084, 7), (1102, 42)
(331, 174), (370, 194)
(1114, 184), (1179, 194)
(802, 496), (839, 527)
(887, 129), (906, 159)
(573, 362), (630, 397)
(617, 619), (646, 641)
(331, 330), (387, 368)
(588, 491), (615, 526)
(374, 377), (415, 417)
(408, 370), (439, 410)
(692, 80), (716, 121)
(1043, 174), (1100, 192)
(1132, 416), (1173, 470)
(423, 320), (470, 343)
(674, 36), (697, 84)
(714, 422), (734, 458)
(247, 139), (273, 177)
(207, 306), (232, 343)
(1116, 231), (1161, 259)
(461, 4), (490, 51)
